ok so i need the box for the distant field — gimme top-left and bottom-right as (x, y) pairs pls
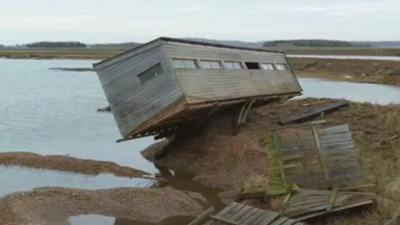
(1, 47), (400, 60)
(0, 48), (123, 60)
(268, 47), (400, 56)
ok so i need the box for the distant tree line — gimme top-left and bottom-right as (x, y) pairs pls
(263, 40), (370, 48)
(88, 42), (140, 49)
(25, 41), (87, 48)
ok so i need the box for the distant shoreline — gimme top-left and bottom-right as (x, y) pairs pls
(1, 47), (400, 60)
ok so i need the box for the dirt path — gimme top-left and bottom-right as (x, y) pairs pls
(0, 152), (149, 178)
(289, 58), (400, 86)
(0, 187), (206, 225)
(142, 98), (400, 225)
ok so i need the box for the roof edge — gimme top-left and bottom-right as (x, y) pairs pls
(159, 37), (284, 54)
(93, 37), (285, 69)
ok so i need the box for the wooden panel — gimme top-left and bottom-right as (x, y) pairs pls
(284, 189), (375, 221)
(317, 125), (363, 187)
(176, 70), (300, 103)
(163, 42), (302, 103)
(267, 124), (363, 194)
(193, 203), (306, 225)
(95, 45), (184, 137)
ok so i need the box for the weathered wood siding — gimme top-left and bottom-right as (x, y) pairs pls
(163, 42), (302, 103)
(94, 44), (183, 137)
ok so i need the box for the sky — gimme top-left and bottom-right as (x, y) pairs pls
(0, 0), (399, 45)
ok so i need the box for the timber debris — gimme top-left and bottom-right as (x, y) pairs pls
(239, 121), (376, 221)
(279, 101), (349, 125)
(189, 202), (307, 225)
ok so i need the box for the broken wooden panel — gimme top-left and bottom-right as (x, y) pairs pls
(267, 123), (363, 195)
(283, 189), (375, 221)
(190, 202), (308, 225)
(318, 125), (363, 187)
(279, 101), (349, 125)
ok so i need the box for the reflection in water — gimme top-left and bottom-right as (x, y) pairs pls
(298, 78), (400, 105)
(69, 214), (194, 225)
(288, 54), (400, 62)
(0, 166), (153, 196)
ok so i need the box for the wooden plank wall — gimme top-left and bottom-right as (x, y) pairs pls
(95, 44), (183, 137)
(162, 42), (302, 103)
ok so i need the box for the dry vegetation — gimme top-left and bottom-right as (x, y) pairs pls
(143, 98), (400, 225)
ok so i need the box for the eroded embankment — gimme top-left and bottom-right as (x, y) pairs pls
(0, 152), (149, 178)
(289, 58), (400, 86)
(0, 187), (206, 225)
(142, 98), (400, 225)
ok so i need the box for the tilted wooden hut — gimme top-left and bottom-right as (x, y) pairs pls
(93, 37), (302, 141)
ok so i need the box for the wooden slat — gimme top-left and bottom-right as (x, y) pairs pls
(191, 203), (307, 225)
(279, 101), (349, 125)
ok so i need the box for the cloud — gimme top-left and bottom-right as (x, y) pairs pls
(180, 7), (206, 13)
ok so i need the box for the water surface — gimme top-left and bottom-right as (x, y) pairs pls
(69, 214), (194, 225)
(0, 59), (156, 172)
(298, 78), (400, 105)
(0, 166), (152, 197)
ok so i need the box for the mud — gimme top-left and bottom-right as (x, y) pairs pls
(0, 152), (149, 178)
(0, 187), (206, 225)
(290, 58), (400, 86)
(142, 98), (400, 225)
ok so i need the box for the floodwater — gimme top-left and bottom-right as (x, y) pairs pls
(0, 166), (152, 196)
(299, 78), (400, 105)
(2, 58), (400, 224)
(288, 54), (400, 61)
(69, 214), (194, 225)
(0, 58), (156, 171)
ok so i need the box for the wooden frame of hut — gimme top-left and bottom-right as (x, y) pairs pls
(93, 37), (303, 141)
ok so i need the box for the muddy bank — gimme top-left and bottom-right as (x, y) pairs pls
(143, 98), (400, 225)
(0, 187), (205, 225)
(0, 152), (149, 178)
(289, 58), (400, 86)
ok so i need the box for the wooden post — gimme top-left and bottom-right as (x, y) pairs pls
(272, 131), (289, 193)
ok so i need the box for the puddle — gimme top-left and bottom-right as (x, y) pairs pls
(157, 167), (225, 210)
(0, 166), (153, 197)
(288, 54), (400, 62)
(69, 214), (194, 225)
(298, 78), (400, 105)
